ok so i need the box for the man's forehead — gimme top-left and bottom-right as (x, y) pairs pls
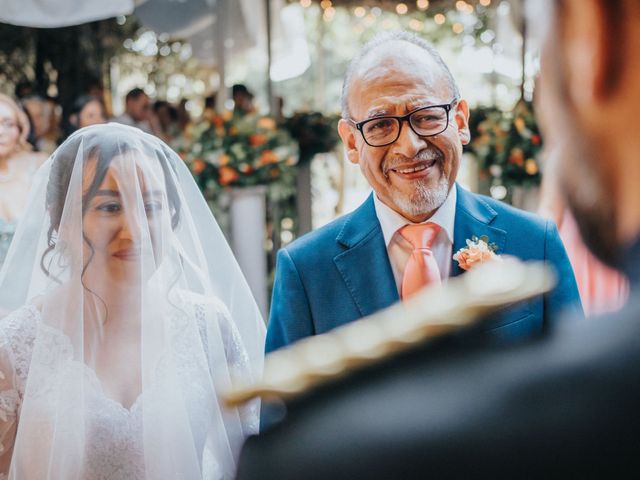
(354, 42), (445, 84)
(348, 42), (451, 115)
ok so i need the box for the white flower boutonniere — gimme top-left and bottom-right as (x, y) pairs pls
(453, 235), (501, 271)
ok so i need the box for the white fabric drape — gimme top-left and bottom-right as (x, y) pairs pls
(0, 0), (134, 28)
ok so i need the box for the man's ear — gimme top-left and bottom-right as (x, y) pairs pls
(454, 99), (470, 145)
(338, 118), (361, 164)
(69, 113), (79, 127)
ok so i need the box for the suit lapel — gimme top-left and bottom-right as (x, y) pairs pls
(333, 194), (399, 318)
(451, 185), (507, 277)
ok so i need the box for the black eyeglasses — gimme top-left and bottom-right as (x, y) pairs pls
(349, 100), (457, 147)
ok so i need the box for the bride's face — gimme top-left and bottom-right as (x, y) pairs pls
(82, 152), (166, 288)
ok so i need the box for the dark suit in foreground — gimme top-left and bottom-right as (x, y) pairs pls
(238, 241), (640, 479)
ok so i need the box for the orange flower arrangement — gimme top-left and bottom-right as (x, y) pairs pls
(258, 150), (278, 166)
(192, 158), (206, 174)
(179, 112), (298, 190)
(249, 134), (268, 147)
(219, 166), (240, 186)
(218, 153), (230, 166)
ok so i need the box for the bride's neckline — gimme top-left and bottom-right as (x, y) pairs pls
(84, 363), (144, 414)
(24, 304), (145, 413)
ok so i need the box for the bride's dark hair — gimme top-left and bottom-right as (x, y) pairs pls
(41, 129), (183, 278)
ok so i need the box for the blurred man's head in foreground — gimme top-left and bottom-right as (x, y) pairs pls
(537, 0), (640, 267)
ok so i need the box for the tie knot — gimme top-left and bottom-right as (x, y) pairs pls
(400, 223), (441, 250)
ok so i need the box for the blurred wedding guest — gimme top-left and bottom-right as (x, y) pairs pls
(21, 95), (59, 154)
(153, 100), (180, 143)
(0, 94), (47, 267)
(232, 84), (255, 118)
(85, 76), (105, 101)
(13, 81), (34, 101)
(59, 95), (108, 143)
(202, 94), (218, 124)
(539, 148), (628, 316)
(113, 87), (155, 134)
(177, 97), (191, 134)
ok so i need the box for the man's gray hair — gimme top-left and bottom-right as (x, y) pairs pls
(340, 31), (461, 119)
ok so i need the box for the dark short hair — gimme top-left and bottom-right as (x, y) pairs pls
(70, 95), (103, 117)
(14, 80), (34, 99)
(126, 88), (147, 103)
(232, 84), (250, 96)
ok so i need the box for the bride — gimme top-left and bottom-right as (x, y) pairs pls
(0, 124), (265, 479)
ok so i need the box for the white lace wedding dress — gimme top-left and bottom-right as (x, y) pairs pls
(0, 295), (258, 480)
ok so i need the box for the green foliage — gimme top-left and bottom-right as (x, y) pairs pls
(468, 100), (543, 190)
(283, 112), (340, 164)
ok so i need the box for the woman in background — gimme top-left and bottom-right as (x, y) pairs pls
(59, 94), (107, 143)
(0, 94), (47, 267)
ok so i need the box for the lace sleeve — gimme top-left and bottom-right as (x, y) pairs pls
(0, 307), (34, 478)
(196, 298), (260, 435)
(0, 344), (19, 479)
(217, 301), (261, 433)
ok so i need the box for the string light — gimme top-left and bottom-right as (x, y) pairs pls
(320, 0), (332, 9)
(354, 6), (366, 17)
(480, 0), (491, 6)
(417, 0), (429, 10)
(452, 22), (464, 33)
(434, 13), (446, 25)
(300, 0), (311, 8)
(396, 3), (408, 14)
(409, 19), (424, 31)
(323, 6), (336, 20)
(382, 19), (394, 29)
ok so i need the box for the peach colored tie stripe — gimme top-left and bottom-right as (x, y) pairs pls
(400, 223), (442, 300)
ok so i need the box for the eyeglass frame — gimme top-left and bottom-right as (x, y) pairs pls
(347, 99), (459, 147)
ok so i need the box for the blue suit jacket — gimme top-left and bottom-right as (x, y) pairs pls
(266, 184), (583, 352)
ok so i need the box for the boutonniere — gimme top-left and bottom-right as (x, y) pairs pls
(453, 235), (501, 271)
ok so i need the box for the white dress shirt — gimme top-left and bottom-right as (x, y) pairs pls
(373, 186), (457, 295)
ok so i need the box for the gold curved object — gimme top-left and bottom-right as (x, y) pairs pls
(223, 259), (555, 407)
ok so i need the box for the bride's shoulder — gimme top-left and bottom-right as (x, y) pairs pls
(175, 290), (232, 320)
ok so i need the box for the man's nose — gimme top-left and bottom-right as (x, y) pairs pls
(391, 121), (424, 158)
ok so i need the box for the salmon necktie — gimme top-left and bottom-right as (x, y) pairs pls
(399, 223), (442, 300)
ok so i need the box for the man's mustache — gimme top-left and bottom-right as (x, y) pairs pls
(382, 148), (444, 176)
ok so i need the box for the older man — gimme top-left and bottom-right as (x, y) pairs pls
(238, 2), (640, 478)
(267, 32), (581, 353)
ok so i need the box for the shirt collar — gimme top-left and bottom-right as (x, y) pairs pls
(374, 184), (457, 247)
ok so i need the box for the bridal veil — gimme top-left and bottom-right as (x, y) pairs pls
(0, 123), (265, 479)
